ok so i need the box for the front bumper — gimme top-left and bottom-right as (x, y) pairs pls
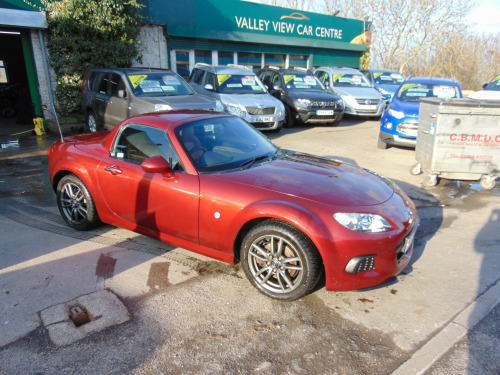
(344, 99), (386, 117)
(379, 115), (419, 147)
(295, 108), (344, 124)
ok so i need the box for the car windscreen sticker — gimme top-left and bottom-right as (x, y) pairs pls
(284, 75), (296, 84)
(351, 75), (362, 84)
(161, 86), (176, 92)
(492, 74), (500, 83)
(128, 74), (148, 88)
(391, 73), (403, 80)
(400, 83), (421, 92)
(333, 74), (344, 82)
(217, 74), (232, 86)
(304, 76), (317, 86)
(162, 75), (181, 85)
(227, 84), (243, 88)
(380, 75), (393, 81)
(433, 86), (456, 98)
(374, 72), (384, 79)
(242, 76), (256, 86)
(140, 80), (163, 93)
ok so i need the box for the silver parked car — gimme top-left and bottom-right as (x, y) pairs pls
(81, 68), (223, 131)
(189, 64), (285, 132)
(314, 67), (386, 119)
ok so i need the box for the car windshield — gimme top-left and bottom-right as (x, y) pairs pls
(176, 116), (278, 173)
(283, 73), (326, 92)
(217, 74), (267, 94)
(127, 72), (194, 97)
(333, 73), (372, 88)
(373, 72), (405, 86)
(484, 74), (500, 91)
(396, 82), (460, 102)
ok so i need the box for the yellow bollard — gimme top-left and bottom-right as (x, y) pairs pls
(33, 117), (46, 135)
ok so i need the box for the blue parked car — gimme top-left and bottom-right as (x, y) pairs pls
(378, 77), (463, 149)
(360, 69), (405, 101)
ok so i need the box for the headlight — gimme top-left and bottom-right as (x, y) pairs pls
(388, 108), (405, 119)
(276, 103), (285, 119)
(296, 98), (311, 109)
(333, 213), (392, 233)
(155, 104), (173, 111)
(225, 103), (248, 119)
(214, 100), (224, 112)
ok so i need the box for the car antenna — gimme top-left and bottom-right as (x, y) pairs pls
(42, 105), (64, 143)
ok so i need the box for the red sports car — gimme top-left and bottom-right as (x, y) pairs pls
(48, 110), (418, 300)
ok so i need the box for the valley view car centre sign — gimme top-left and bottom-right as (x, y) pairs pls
(144, 0), (367, 52)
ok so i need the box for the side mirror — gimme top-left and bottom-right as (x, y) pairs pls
(118, 89), (126, 99)
(141, 155), (173, 178)
(204, 84), (214, 91)
(482, 82), (487, 89)
(273, 85), (281, 91)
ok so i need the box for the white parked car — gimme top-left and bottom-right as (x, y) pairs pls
(468, 73), (500, 100)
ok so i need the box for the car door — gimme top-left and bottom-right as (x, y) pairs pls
(96, 124), (200, 243)
(92, 73), (111, 125)
(103, 73), (129, 129)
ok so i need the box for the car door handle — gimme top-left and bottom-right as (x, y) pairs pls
(105, 165), (122, 175)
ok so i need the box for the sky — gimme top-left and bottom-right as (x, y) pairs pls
(466, 0), (500, 34)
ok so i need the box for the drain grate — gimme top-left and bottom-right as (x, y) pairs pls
(69, 306), (93, 327)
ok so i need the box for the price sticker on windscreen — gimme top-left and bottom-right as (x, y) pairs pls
(433, 86), (455, 98)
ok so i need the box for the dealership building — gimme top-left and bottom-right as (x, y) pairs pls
(0, 0), (367, 126)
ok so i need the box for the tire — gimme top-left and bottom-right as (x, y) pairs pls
(240, 219), (322, 301)
(86, 110), (99, 132)
(283, 105), (294, 128)
(56, 174), (100, 231)
(377, 137), (388, 149)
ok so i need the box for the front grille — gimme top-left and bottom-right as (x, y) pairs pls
(355, 98), (381, 105)
(308, 114), (337, 120)
(310, 101), (340, 108)
(246, 107), (275, 115)
(251, 122), (275, 128)
(397, 121), (418, 136)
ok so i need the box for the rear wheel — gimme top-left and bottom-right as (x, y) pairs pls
(241, 219), (322, 301)
(57, 174), (100, 230)
(86, 110), (99, 132)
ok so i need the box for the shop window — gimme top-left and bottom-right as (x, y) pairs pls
(218, 51), (234, 66)
(238, 52), (262, 71)
(289, 55), (308, 69)
(264, 54), (285, 68)
(195, 50), (212, 65)
(175, 51), (190, 78)
(0, 60), (7, 83)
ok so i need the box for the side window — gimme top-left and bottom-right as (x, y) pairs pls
(324, 72), (330, 86)
(113, 125), (184, 171)
(109, 73), (125, 97)
(271, 73), (281, 88)
(363, 71), (371, 82)
(190, 69), (205, 84)
(88, 71), (99, 91)
(315, 70), (325, 82)
(260, 71), (272, 85)
(97, 73), (109, 95)
(204, 72), (217, 88)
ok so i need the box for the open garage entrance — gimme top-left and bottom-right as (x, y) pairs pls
(0, 28), (37, 137)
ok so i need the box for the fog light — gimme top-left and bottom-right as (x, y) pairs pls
(345, 255), (376, 275)
(385, 122), (393, 130)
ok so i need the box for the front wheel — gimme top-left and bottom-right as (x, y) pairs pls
(284, 105), (295, 128)
(241, 219), (322, 301)
(57, 174), (100, 230)
(377, 137), (388, 149)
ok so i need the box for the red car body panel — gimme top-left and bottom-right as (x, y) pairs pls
(48, 111), (418, 291)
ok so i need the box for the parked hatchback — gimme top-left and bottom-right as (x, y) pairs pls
(315, 67), (385, 119)
(258, 67), (344, 127)
(378, 77), (463, 149)
(81, 67), (223, 132)
(360, 69), (405, 101)
(189, 64), (285, 132)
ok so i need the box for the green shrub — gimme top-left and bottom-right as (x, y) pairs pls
(43, 0), (143, 115)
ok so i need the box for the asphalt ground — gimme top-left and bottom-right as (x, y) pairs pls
(0, 117), (499, 374)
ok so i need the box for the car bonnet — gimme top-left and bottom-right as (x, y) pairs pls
(219, 93), (282, 107)
(219, 153), (395, 207)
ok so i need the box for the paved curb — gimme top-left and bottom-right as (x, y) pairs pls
(392, 279), (500, 375)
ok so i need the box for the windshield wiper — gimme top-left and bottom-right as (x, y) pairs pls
(239, 154), (270, 170)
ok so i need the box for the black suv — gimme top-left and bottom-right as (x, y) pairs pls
(81, 68), (222, 132)
(258, 67), (344, 127)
